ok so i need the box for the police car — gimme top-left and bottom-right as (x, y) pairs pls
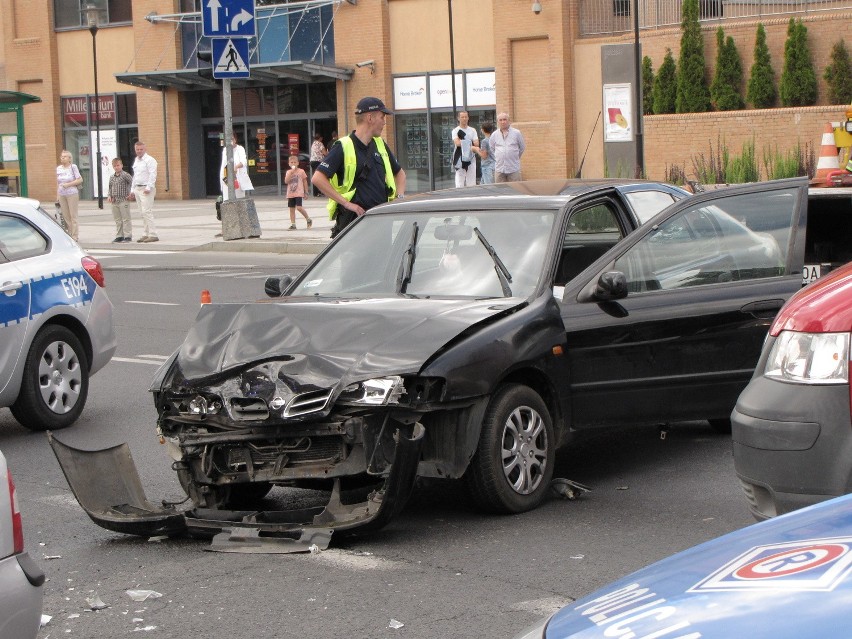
(0, 196), (115, 430)
(514, 492), (852, 638)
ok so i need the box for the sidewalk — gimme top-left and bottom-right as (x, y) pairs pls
(74, 195), (333, 255)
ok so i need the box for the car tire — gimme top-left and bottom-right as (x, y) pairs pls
(10, 325), (89, 431)
(466, 384), (555, 514)
(709, 418), (732, 434)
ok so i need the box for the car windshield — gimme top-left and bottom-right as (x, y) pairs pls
(291, 208), (558, 299)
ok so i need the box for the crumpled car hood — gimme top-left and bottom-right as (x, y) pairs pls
(174, 297), (524, 386)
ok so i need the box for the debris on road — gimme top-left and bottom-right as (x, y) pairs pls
(389, 619), (405, 629)
(86, 595), (109, 610)
(126, 590), (163, 602)
(549, 478), (592, 500)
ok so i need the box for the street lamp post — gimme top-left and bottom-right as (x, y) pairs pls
(84, 3), (103, 209)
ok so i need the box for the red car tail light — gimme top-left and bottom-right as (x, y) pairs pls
(82, 256), (106, 288)
(7, 471), (23, 554)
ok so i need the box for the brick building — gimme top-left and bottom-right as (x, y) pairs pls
(0, 0), (849, 203)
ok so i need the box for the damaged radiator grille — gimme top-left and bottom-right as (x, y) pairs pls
(284, 388), (333, 417)
(225, 436), (344, 471)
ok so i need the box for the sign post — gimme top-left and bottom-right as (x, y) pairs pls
(203, 0), (260, 239)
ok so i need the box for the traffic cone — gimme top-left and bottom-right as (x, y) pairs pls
(811, 122), (840, 186)
(200, 289), (211, 305)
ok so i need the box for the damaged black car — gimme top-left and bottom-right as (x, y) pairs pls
(52, 178), (818, 545)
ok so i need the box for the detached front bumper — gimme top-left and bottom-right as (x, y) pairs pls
(47, 423), (424, 552)
(731, 375), (852, 519)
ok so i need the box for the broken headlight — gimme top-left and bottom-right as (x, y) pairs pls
(338, 376), (407, 406)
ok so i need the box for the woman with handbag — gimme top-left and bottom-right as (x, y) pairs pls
(56, 150), (83, 241)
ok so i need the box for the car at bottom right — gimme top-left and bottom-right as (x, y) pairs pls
(513, 491), (852, 639)
(732, 260), (852, 520)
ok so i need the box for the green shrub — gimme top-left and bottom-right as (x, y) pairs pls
(711, 27), (745, 111)
(665, 163), (687, 186)
(692, 137), (729, 184)
(824, 39), (852, 104)
(652, 49), (677, 114)
(642, 56), (655, 115)
(676, 0), (711, 113)
(762, 142), (816, 179)
(747, 23), (776, 108)
(780, 18), (817, 107)
(726, 139), (759, 183)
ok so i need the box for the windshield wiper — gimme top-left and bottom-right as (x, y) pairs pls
(396, 221), (419, 294)
(473, 227), (513, 297)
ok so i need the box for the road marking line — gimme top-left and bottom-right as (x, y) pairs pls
(125, 300), (181, 306)
(113, 356), (164, 365)
(89, 249), (175, 255)
(138, 354), (170, 360)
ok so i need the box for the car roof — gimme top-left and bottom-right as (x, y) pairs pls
(375, 179), (683, 213)
(0, 194), (44, 214)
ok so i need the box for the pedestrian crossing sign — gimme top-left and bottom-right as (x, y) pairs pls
(212, 38), (251, 79)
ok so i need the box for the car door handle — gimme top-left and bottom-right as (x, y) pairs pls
(0, 280), (23, 294)
(740, 299), (785, 318)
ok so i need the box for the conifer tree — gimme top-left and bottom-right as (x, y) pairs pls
(710, 27), (745, 111)
(824, 39), (852, 105)
(641, 56), (655, 115)
(747, 23), (776, 108)
(652, 48), (677, 115)
(676, 0), (710, 113)
(780, 18), (817, 106)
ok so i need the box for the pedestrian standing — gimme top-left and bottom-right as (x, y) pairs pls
(476, 122), (496, 185)
(285, 155), (312, 230)
(107, 157), (133, 242)
(56, 150), (83, 241)
(309, 132), (327, 196)
(312, 97), (406, 238)
(132, 141), (159, 242)
(492, 112), (526, 183)
(451, 111), (479, 187)
(219, 133), (254, 201)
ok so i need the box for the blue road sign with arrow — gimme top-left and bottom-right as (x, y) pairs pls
(202, 0), (256, 38)
(212, 38), (251, 79)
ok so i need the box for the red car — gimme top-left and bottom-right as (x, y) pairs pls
(733, 260), (852, 519)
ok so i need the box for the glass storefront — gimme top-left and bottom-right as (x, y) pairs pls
(393, 70), (496, 193)
(61, 93), (138, 201)
(198, 84), (337, 196)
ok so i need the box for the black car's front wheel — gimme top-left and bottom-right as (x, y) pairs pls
(466, 384), (555, 514)
(11, 325), (89, 431)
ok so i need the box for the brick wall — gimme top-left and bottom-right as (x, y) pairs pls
(643, 105), (847, 181)
(131, 0), (190, 200)
(2, 0), (61, 200)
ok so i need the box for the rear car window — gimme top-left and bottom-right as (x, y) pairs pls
(0, 214), (49, 261)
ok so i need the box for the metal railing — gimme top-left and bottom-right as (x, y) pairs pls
(580, 0), (852, 36)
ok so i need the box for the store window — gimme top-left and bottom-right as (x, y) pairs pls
(62, 93), (137, 200)
(54, 0), (132, 29)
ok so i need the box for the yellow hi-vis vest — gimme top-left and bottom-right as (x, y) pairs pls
(326, 135), (397, 218)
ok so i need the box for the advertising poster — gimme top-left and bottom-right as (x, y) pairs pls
(1, 135), (19, 162)
(603, 83), (633, 142)
(90, 129), (117, 198)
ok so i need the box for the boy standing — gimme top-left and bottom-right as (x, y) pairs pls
(285, 155), (312, 230)
(107, 157), (133, 242)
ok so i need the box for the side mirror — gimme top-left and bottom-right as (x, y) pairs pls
(264, 274), (292, 298)
(593, 271), (628, 301)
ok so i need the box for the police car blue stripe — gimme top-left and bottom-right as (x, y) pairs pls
(0, 268), (95, 328)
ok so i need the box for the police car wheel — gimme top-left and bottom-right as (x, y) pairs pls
(11, 325), (89, 431)
(465, 384), (555, 514)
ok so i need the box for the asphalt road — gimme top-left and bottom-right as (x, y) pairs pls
(0, 250), (756, 639)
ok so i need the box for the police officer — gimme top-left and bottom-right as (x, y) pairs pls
(312, 97), (407, 238)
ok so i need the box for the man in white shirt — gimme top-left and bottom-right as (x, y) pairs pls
(132, 141), (159, 242)
(492, 112), (526, 182)
(451, 111), (478, 187)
